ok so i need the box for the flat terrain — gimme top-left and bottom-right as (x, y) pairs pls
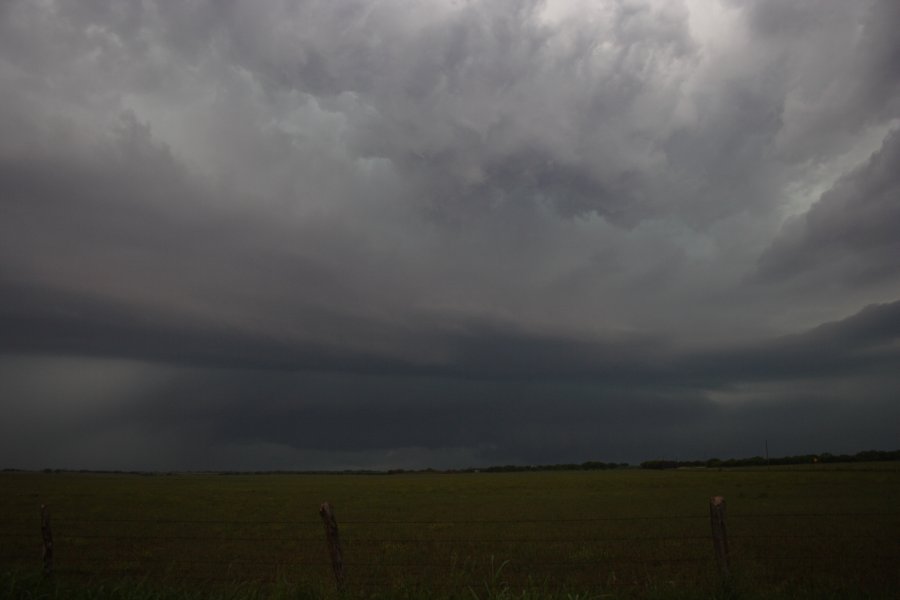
(1, 464), (898, 598)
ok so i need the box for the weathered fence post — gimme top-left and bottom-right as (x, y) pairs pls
(319, 501), (344, 590)
(40, 504), (53, 576)
(709, 495), (729, 578)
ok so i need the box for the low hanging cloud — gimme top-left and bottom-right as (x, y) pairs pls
(1, 0), (899, 470)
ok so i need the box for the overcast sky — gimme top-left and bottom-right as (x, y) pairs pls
(1, 0), (899, 471)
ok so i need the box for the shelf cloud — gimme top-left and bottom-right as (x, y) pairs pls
(1, 0), (898, 470)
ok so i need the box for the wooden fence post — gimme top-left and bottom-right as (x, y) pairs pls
(40, 504), (53, 576)
(319, 501), (344, 590)
(709, 495), (729, 578)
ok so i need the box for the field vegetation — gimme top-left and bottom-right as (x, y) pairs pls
(1, 463), (898, 599)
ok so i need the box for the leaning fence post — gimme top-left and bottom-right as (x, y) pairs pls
(709, 495), (729, 578)
(319, 501), (344, 590)
(40, 504), (53, 576)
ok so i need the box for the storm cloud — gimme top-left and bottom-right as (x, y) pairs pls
(1, 0), (898, 470)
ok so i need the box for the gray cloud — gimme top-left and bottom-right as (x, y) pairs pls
(3, 350), (898, 471)
(1, 0), (898, 470)
(758, 128), (900, 285)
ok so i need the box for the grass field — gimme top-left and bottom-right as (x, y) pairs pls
(1, 464), (898, 599)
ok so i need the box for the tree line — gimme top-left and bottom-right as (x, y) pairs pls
(639, 448), (900, 470)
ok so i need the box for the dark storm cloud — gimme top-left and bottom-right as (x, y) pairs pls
(1, 0), (899, 470)
(0, 280), (401, 374)
(683, 299), (900, 384)
(145, 372), (719, 459)
(4, 350), (898, 470)
(738, 0), (900, 160)
(757, 129), (900, 285)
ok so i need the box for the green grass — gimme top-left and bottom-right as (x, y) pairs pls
(1, 464), (898, 598)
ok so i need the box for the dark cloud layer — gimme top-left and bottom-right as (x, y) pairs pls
(1, 0), (898, 470)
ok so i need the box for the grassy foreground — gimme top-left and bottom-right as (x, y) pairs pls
(1, 568), (895, 600)
(1, 464), (898, 598)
